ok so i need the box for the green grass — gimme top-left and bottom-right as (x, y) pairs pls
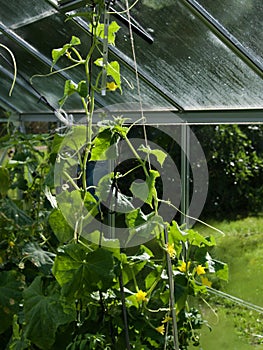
(190, 216), (263, 349)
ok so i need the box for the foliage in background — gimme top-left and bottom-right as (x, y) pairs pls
(195, 125), (263, 219)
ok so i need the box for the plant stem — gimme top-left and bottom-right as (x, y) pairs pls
(158, 199), (225, 235)
(164, 226), (180, 350)
(124, 135), (148, 177)
(119, 270), (131, 350)
(131, 267), (139, 292)
(0, 44), (17, 96)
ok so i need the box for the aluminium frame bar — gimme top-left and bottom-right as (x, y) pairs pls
(179, 0), (263, 79)
(180, 124), (190, 227)
(0, 95), (20, 113)
(15, 108), (263, 124)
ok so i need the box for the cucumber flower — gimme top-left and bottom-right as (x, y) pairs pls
(135, 290), (147, 302)
(196, 264), (206, 276)
(107, 82), (118, 91)
(155, 324), (165, 335)
(166, 243), (176, 259)
(200, 276), (212, 287)
(178, 261), (191, 273)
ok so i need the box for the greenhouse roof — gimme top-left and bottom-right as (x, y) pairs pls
(0, 0), (263, 124)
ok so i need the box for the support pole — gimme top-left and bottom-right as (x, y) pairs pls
(180, 124), (190, 227)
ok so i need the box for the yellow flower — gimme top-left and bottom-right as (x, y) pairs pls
(155, 324), (165, 335)
(200, 276), (212, 287)
(178, 261), (191, 273)
(107, 82), (118, 91)
(135, 290), (147, 302)
(196, 264), (206, 276)
(166, 243), (176, 259)
(9, 241), (15, 248)
(162, 315), (172, 323)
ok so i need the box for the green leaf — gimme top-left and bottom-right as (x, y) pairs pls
(77, 80), (88, 98)
(189, 279), (207, 296)
(97, 174), (134, 213)
(90, 128), (119, 161)
(174, 273), (188, 312)
(94, 57), (103, 67)
(125, 211), (164, 246)
(92, 22), (104, 40)
(92, 21), (120, 45)
(145, 267), (162, 290)
(7, 314), (31, 350)
(52, 47), (68, 66)
(130, 181), (149, 203)
(88, 230), (121, 260)
(52, 36), (81, 67)
(56, 189), (99, 233)
(108, 21), (121, 45)
(83, 191), (99, 220)
(23, 277), (75, 349)
(57, 125), (87, 152)
(107, 61), (122, 91)
(130, 245), (154, 262)
(59, 80), (78, 106)
(145, 170), (160, 208)
(168, 222), (216, 250)
(56, 190), (87, 229)
(122, 260), (147, 287)
(22, 242), (56, 274)
(53, 244), (115, 298)
(0, 271), (24, 334)
(1, 198), (32, 226)
(50, 134), (65, 155)
(186, 228), (216, 247)
(49, 209), (74, 243)
(138, 145), (167, 167)
(59, 79), (88, 106)
(125, 209), (147, 228)
(94, 59), (122, 92)
(0, 166), (10, 197)
(70, 35), (81, 46)
(214, 259), (229, 281)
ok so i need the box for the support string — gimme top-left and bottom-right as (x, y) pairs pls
(125, 0), (151, 167)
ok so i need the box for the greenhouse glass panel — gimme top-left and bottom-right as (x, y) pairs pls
(0, 0), (263, 116)
(0, 0), (56, 29)
(197, 0), (263, 66)
(13, 14), (177, 110)
(116, 0), (263, 109)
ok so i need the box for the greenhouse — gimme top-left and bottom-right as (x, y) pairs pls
(0, 0), (263, 349)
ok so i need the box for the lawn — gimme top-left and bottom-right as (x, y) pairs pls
(190, 216), (263, 349)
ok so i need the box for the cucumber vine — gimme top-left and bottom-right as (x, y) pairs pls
(0, 1), (228, 349)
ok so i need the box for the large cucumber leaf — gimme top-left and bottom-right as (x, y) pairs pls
(23, 276), (75, 349)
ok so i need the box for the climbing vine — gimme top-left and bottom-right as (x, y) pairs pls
(0, 1), (228, 349)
